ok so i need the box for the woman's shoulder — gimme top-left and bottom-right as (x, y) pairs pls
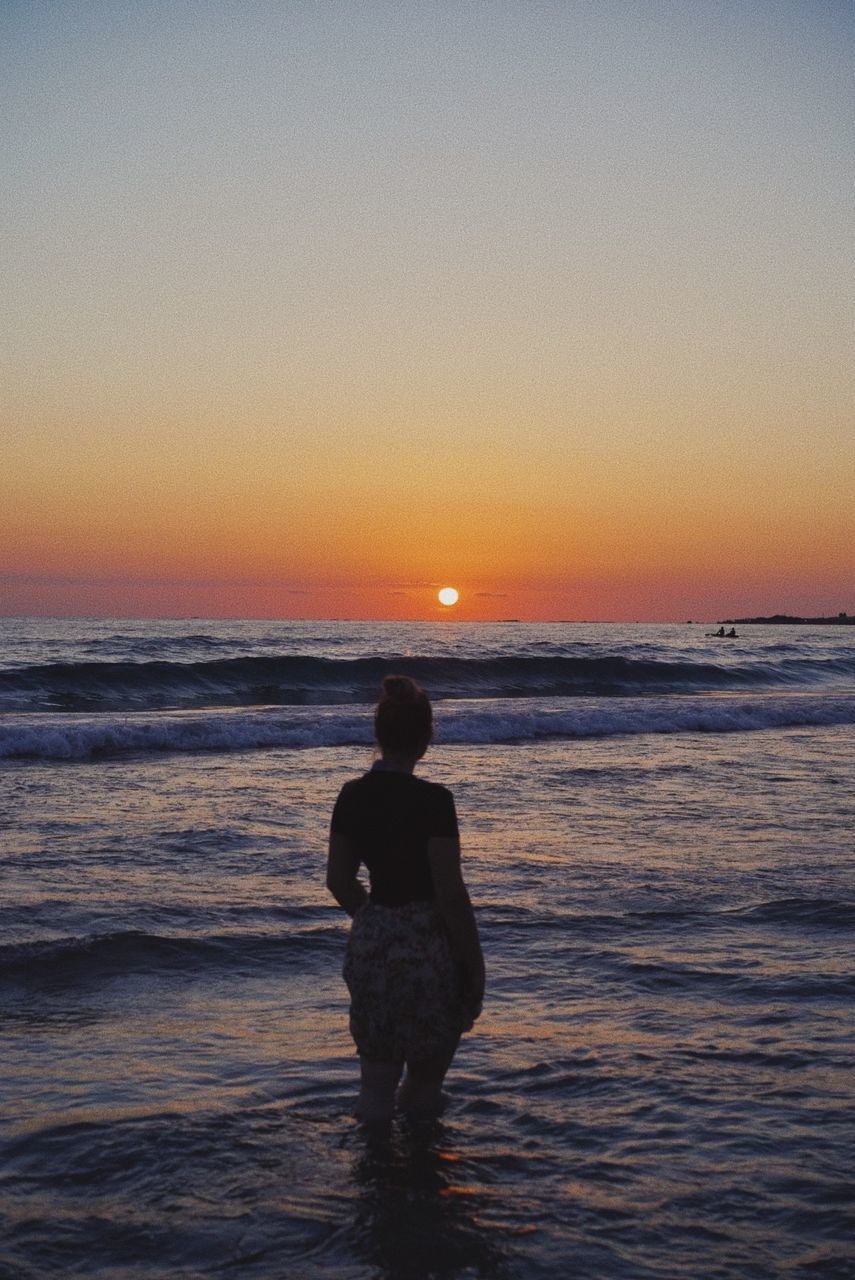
(335, 773), (372, 796)
(414, 775), (453, 797)
(411, 775), (456, 812)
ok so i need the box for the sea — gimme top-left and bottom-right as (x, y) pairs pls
(1, 617), (854, 1280)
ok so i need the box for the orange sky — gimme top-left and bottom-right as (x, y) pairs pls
(2, 1), (852, 621)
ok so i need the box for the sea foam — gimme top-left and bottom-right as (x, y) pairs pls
(2, 693), (854, 761)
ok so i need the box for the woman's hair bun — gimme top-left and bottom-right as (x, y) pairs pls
(375, 674), (432, 754)
(381, 674), (419, 703)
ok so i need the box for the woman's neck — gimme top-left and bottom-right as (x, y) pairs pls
(375, 752), (417, 774)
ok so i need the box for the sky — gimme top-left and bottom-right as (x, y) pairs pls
(2, 0), (852, 621)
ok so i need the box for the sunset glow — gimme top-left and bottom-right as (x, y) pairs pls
(2, 1), (852, 621)
(438, 588), (460, 608)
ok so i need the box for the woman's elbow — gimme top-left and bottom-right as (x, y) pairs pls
(434, 883), (471, 919)
(326, 871), (345, 898)
(327, 870), (357, 904)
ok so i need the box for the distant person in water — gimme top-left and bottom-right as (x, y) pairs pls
(716, 627), (726, 637)
(327, 675), (485, 1123)
(727, 628), (738, 638)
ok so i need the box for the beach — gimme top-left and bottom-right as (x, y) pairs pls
(2, 618), (854, 1278)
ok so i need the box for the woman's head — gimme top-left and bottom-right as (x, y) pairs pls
(374, 675), (433, 758)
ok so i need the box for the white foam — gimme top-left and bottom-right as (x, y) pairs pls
(2, 692), (854, 761)
(0, 707), (368, 761)
(437, 694), (855, 743)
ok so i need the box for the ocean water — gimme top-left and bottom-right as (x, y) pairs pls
(2, 618), (854, 1280)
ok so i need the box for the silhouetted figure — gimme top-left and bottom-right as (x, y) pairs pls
(717, 627), (726, 637)
(327, 675), (485, 1124)
(727, 628), (738, 638)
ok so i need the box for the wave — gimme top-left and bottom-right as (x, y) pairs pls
(621, 959), (855, 1000)
(1, 650), (854, 713)
(724, 898), (855, 929)
(0, 927), (345, 985)
(2, 692), (854, 760)
(6, 900), (851, 991)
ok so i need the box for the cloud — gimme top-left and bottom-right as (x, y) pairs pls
(0, 571), (317, 592)
(475, 591), (508, 598)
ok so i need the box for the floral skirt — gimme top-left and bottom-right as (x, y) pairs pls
(344, 901), (467, 1064)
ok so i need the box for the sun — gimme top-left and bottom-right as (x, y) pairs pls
(438, 586), (459, 607)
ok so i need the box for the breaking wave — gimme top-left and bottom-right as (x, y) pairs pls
(2, 692), (854, 760)
(1, 651), (854, 713)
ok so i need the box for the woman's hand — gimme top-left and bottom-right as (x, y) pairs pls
(428, 835), (485, 1030)
(461, 966), (485, 1024)
(326, 834), (368, 917)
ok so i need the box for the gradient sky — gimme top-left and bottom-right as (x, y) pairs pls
(2, 0), (852, 620)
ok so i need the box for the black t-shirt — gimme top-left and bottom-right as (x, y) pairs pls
(330, 766), (459, 907)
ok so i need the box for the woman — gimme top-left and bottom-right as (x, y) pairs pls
(327, 675), (485, 1123)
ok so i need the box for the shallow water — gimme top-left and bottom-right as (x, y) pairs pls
(2, 620), (854, 1278)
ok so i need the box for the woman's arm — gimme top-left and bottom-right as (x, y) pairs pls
(326, 832), (368, 917)
(428, 836), (485, 1018)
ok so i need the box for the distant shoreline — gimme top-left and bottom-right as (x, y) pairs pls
(720, 613), (854, 626)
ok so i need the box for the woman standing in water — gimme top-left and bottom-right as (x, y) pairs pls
(327, 675), (485, 1123)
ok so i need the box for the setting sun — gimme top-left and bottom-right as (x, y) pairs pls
(438, 587), (459, 607)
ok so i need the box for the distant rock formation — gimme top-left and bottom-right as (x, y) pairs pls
(721, 612), (853, 626)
